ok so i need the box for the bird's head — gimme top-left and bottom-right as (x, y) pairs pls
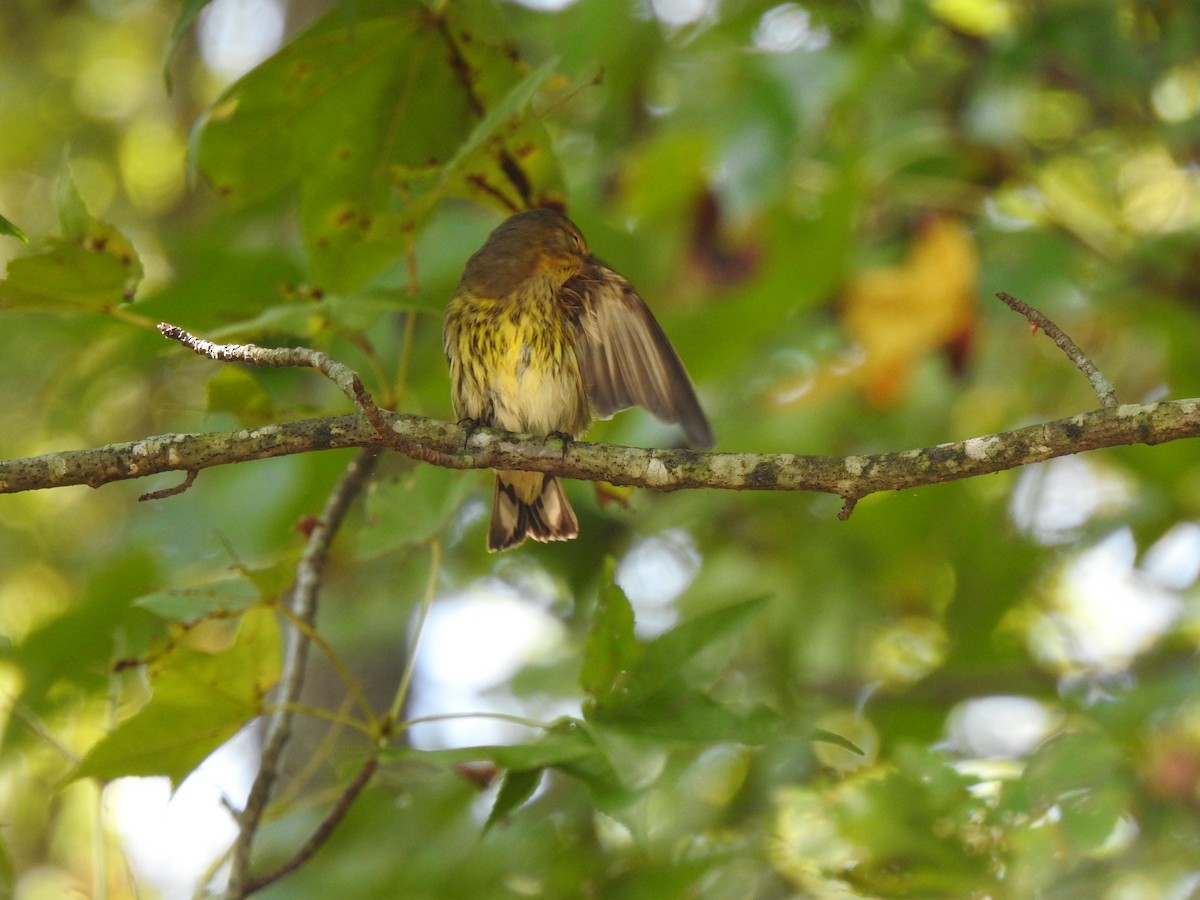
(459, 208), (590, 297)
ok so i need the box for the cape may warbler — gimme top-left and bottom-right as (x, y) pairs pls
(444, 208), (713, 552)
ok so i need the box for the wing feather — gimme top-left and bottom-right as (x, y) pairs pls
(564, 262), (714, 449)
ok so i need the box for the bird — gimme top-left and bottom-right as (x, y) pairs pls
(443, 207), (714, 551)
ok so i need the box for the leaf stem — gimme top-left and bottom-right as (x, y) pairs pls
(274, 603), (379, 731)
(386, 539), (442, 731)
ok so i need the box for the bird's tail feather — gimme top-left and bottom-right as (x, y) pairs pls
(489, 472), (579, 552)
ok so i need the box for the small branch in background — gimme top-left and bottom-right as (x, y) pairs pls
(387, 539), (442, 728)
(158, 322), (397, 444)
(241, 755), (379, 896)
(225, 448), (381, 899)
(995, 291), (1119, 408)
(158, 322), (460, 468)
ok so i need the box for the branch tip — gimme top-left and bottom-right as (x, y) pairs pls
(138, 468), (199, 501)
(994, 291), (1119, 409)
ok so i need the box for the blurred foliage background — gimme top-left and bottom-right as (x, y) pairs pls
(3, 0), (1200, 897)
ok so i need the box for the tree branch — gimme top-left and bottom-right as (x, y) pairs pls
(158, 323), (397, 445)
(1, 313), (1195, 513)
(158, 322), (458, 468)
(240, 755), (379, 896)
(995, 291), (1119, 408)
(2, 400), (1198, 509)
(225, 448), (380, 898)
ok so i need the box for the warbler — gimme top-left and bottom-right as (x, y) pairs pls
(443, 208), (714, 552)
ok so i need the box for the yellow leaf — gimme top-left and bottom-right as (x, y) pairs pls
(594, 481), (636, 509)
(840, 215), (978, 407)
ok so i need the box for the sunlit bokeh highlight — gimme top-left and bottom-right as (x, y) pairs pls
(408, 581), (576, 749)
(107, 728), (257, 900)
(198, 0), (285, 83)
(615, 528), (701, 637)
(753, 4), (830, 54)
(946, 696), (1057, 759)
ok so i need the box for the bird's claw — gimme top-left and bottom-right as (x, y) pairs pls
(458, 417), (484, 450)
(546, 430), (573, 460)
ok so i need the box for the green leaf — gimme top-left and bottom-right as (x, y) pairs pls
(239, 555), (304, 602)
(0, 238), (141, 311)
(484, 768), (542, 831)
(191, 0), (563, 292)
(589, 691), (782, 743)
(57, 164), (92, 239)
(810, 727), (866, 756)
(133, 578), (263, 622)
(579, 559), (642, 706)
(577, 592), (785, 745)
(442, 56), (558, 176)
(0, 167), (143, 311)
(0, 212), (28, 244)
(389, 721), (596, 771)
(320, 292), (412, 331)
(1058, 784), (1126, 855)
(380, 53), (560, 232)
(580, 578), (773, 743)
(1021, 732), (1123, 807)
(834, 746), (990, 887)
(630, 595), (768, 700)
(10, 554), (157, 725)
(205, 302), (316, 342)
(73, 606), (281, 786)
(164, 0), (218, 90)
(388, 719), (625, 800)
(166, 0), (363, 91)
(580, 726), (669, 793)
(1019, 731), (1128, 854)
(203, 292), (408, 344)
(359, 466), (476, 555)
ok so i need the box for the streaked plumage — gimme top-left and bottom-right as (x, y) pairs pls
(444, 207), (713, 551)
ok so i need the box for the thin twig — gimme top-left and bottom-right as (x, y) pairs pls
(268, 692), (360, 817)
(995, 291), (1119, 408)
(397, 710), (557, 732)
(138, 468), (197, 501)
(8, 698), (82, 765)
(387, 539), (441, 728)
(241, 755), (379, 895)
(273, 603), (379, 729)
(267, 702), (375, 738)
(225, 448), (380, 899)
(157, 322), (397, 445)
(157, 322), (460, 467)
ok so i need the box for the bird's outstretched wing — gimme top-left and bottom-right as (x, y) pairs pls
(562, 261), (714, 449)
